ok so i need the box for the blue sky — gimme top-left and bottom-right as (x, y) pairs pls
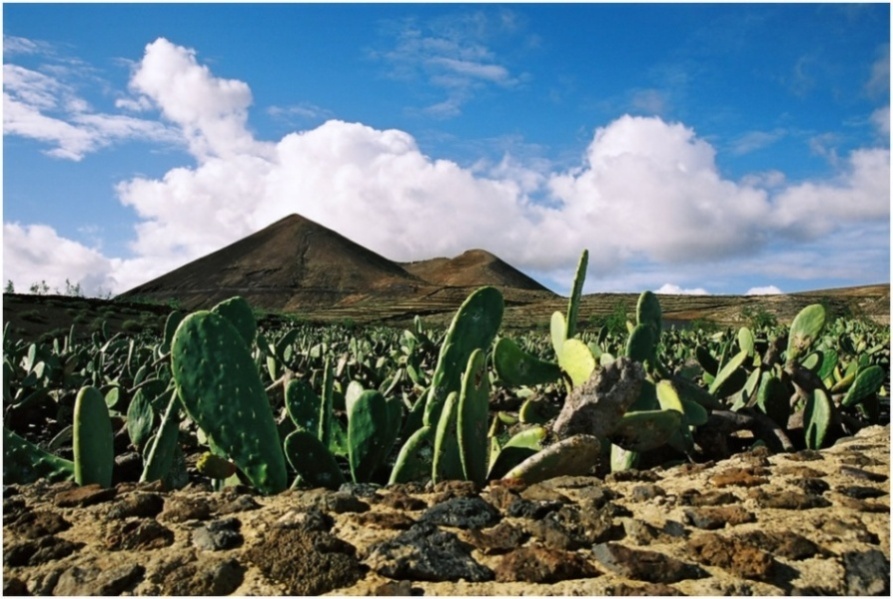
(3, 2), (890, 297)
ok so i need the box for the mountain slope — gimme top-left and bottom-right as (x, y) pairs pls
(119, 214), (426, 311)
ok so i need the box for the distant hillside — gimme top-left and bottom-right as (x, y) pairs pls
(401, 249), (551, 292)
(118, 213), (554, 313)
(120, 213), (425, 311)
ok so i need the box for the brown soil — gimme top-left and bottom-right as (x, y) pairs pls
(4, 425), (889, 596)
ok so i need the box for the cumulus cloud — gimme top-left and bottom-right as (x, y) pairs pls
(4, 38), (890, 297)
(746, 285), (783, 295)
(656, 284), (710, 295)
(3, 223), (117, 294)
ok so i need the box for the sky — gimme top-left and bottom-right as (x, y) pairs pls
(2, 2), (890, 298)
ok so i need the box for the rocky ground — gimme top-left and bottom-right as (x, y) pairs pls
(3, 425), (890, 596)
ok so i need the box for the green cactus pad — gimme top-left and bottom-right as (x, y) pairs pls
(487, 426), (547, 480)
(565, 249), (589, 339)
(210, 296), (257, 346)
(493, 337), (562, 386)
(804, 388), (833, 450)
(73, 386), (115, 488)
(389, 425), (435, 484)
(610, 443), (639, 473)
(787, 304), (826, 363)
(708, 349), (749, 396)
(172, 311), (287, 495)
(126, 388), (156, 451)
(347, 389), (399, 483)
(503, 434), (600, 484)
(283, 430), (345, 490)
(842, 365), (884, 407)
(636, 291), (662, 333)
(756, 373), (790, 428)
(608, 409), (683, 452)
(433, 391), (464, 483)
(626, 323), (657, 365)
(285, 379), (321, 433)
(3, 427), (75, 485)
(737, 327), (755, 357)
(458, 349), (490, 487)
(550, 311), (566, 357)
(423, 286), (503, 428)
(140, 390), (181, 484)
(558, 339), (596, 388)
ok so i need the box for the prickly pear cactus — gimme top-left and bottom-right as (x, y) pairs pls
(458, 349), (490, 487)
(73, 386), (115, 488)
(424, 286), (504, 428)
(347, 389), (399, 483)
(3, 427), (75, 485)
(171, 310), (287, 495)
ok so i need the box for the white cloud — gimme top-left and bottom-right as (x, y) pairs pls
(746, 285), (783, 295)
(729, 129), (786, 156)
(3, 56), (181, 160)
(373, 11), (527, 116)
(4, 38), (890, 298)
(871, 105), (889, 136)
(3, 223), (117, 295)
(772, 147), (890, 239)
(656, 284), (710, 295)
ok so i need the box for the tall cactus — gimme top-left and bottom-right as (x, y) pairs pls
(171, 309), (287, 495)
(423, 286), (504, 428)
(73, 386), (114, 488)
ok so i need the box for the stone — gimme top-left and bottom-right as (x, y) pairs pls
(192, 517), (243, 551)
(53, 563), (144, 596)
(216, 494), (261, 514)
(107, 492), (164, 519)
(321, 491), (370, 514)
(159, 493), (212, 522)
(4, 536), (83, 567)
(839, 465), (888, 482)
(372, 579), (416, 596)
(679, 489), (738, 506)
(835, 485), (886, 499)
(630, 483), (666, 502)
(790, 477), (830, 495)
(275, 507), (333, 532)
(161, 557), (245, 596)
(708, 466), (769, 488)
(624, 519), (687, 546)
(682, 505), (755, 529)
(526, 502), (624, 550)
(686, 533), (776, 581)
(592, 542), (705, 584)
(752, 489), (831, 509)
(352, 511), (416, 531)
(842, 549), (890, 595)
(506, 497), (565, 519)
(380, 490), (427, 511)
(245, 528), (362, 594)
(418, 496), (500, 530)
(610, 582), (685, 595)
(465, 521), (528, 554)
(105, 519), (174, 551)
(3, 577), (29, 596)
(365, 522), (493, 583)
(735, 530), (820, 560)
(552, 357), (644, 438)
(54, 484), (117, 507)
(6, 510), (70, 538)
(494, 544), (599, 583)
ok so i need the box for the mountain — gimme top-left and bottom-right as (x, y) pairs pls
(401, 249), (550, 292)
(118, 213), (554, 313)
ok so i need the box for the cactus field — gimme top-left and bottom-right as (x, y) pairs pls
(3, 253), (890, 495)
